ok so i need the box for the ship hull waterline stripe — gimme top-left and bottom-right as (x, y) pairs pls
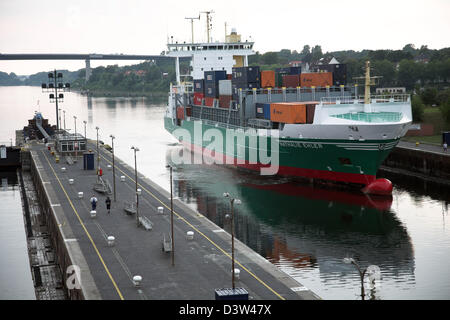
(42, 151), (125, 300)
(97, 149), (287, 300)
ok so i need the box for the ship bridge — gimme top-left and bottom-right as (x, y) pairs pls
(167, 41), (255, 81)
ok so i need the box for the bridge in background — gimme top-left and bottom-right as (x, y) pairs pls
(0, 53), (174, 81)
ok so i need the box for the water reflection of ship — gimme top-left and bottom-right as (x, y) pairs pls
(170, 159), (414, 277)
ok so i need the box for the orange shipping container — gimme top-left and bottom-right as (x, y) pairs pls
(270, 102), (306, 124)
(260, 70), (275, 88)
(300, 72), (333, 87)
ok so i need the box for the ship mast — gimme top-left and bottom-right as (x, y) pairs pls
(364, 60), (372, 105)
(185, 15), (200, 43)
(201, 10), (214, 43)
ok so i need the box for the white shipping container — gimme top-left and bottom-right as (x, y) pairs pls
(218, 80), (232, 96)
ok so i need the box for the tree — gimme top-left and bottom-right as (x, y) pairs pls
(397, 59), (418, 89)
(420, 87), (438, 106)
(411, 95), (425, 122)
(261, 52), (279, 65)
(311, 45), (323, 63)
(300, 45), (312, 63)
(372, 60), (396, 87)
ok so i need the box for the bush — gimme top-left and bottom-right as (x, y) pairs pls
(440, 100), (450, 124)
(411, 95), (425, 122)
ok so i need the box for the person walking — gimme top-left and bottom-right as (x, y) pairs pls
(444, 142), (448, 152)
(90, 194), (98, 211)
(105, 196), (111, 214)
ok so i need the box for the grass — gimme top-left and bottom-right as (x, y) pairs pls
(401, 106), (449, 146)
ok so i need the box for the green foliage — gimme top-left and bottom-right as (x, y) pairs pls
(439, 100), (450, 124)
(420, 87), (438, 105)
(411, 95), (425, 122)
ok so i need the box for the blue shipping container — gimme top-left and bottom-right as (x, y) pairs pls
(204, 70), (227, 84)
(289, 66), (302, 75)
(193, 79), (204, 93)
(255, 103), (271, 120)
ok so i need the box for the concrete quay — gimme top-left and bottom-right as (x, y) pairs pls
(27, 140), (320, 300)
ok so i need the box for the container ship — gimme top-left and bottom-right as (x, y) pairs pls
(164, 15), (412, 195)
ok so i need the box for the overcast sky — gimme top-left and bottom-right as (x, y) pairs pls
(1, 0), (449, 75)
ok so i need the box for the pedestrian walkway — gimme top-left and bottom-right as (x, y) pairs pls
(29, 140), (319, 300)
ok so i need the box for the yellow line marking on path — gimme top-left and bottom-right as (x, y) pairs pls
(42, 151), (124, 300)
(98, 150), (286, 300)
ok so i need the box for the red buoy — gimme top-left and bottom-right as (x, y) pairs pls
(362, 178), (393, 196)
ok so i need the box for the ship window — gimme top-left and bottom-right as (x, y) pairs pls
(204, 57), (207, 60)
(339, 157), (352, 165)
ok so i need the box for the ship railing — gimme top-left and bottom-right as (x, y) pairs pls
(238, 85), (354, 96)
(320, 93), (410, 105)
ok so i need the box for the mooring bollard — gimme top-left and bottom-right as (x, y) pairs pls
(107, 164), (112, 170)
(233, 268), (241, 280)
(61, 167), (66, 172)
(133, 275), (142, 287)
(107, 236), (115, 247)
(69, 178), (74, 185)
(78, 192), (83, 199)
(90, 210), (96, 219)
(186, 231), (194, 240)
(157, 206), (164, 214)
(120, 176), (125, 182)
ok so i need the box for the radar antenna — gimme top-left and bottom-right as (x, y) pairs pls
(185, 15), (200, 43)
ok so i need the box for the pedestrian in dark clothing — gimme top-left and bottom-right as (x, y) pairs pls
(90, 195), (98, 211)
(105, 196), (111, 214)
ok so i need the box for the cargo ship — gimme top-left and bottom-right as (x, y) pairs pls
(164, 15), (412, 195)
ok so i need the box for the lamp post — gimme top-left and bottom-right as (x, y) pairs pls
(110, 135), (116, 202)
(95, 126), (100, 181)
(83, 120), (87, 139)
(223, 192), (241, 290)
(166, 164), (174, 266)
(73, 116), (77, 158)
(343, 258), (381, 300)
(131, 146), (140, 227)
(63, 110), (66, 133)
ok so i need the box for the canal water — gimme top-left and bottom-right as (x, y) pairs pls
(1, 86), (449, 300)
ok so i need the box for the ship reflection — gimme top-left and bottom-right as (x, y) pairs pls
(166, 149), (414, 282)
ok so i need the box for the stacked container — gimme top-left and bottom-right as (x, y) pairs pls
(282, 74), (300, 88)
(204, 70), (227, 100)
(218, 80), (232, 108)
(260, 70), (275, 88)
(193, 79), (204, 105)
(316, 64), (347, 86)
(232, 66), (261, 100)
(300, 72), (333, 88)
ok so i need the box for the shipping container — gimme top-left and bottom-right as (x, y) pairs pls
(275, 67), (291, 75)
(185, 107), (192, 117)
(305, 102), (318, 124)
(219, 95), (232, 108)
(176, 107), (185, 120)
(289, 66), (302, 75)
(255, 103), (271, 120)
(194, 79), (204, 93)
(193, 92), (204, 105)
(204, 97), (215, 107)
(300, 72), (333, 87)
(260, 70), (275, 88)
(270, 102), (307, 124)
(316, 64), (347, 86)
(204, 70), (227, 83)
(218, 80), (232, 96)
(227, 74), (232, 80)
(232, 66), (260, 84)
(205, 83), (219, 98)
(282, 74), (300, 88)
